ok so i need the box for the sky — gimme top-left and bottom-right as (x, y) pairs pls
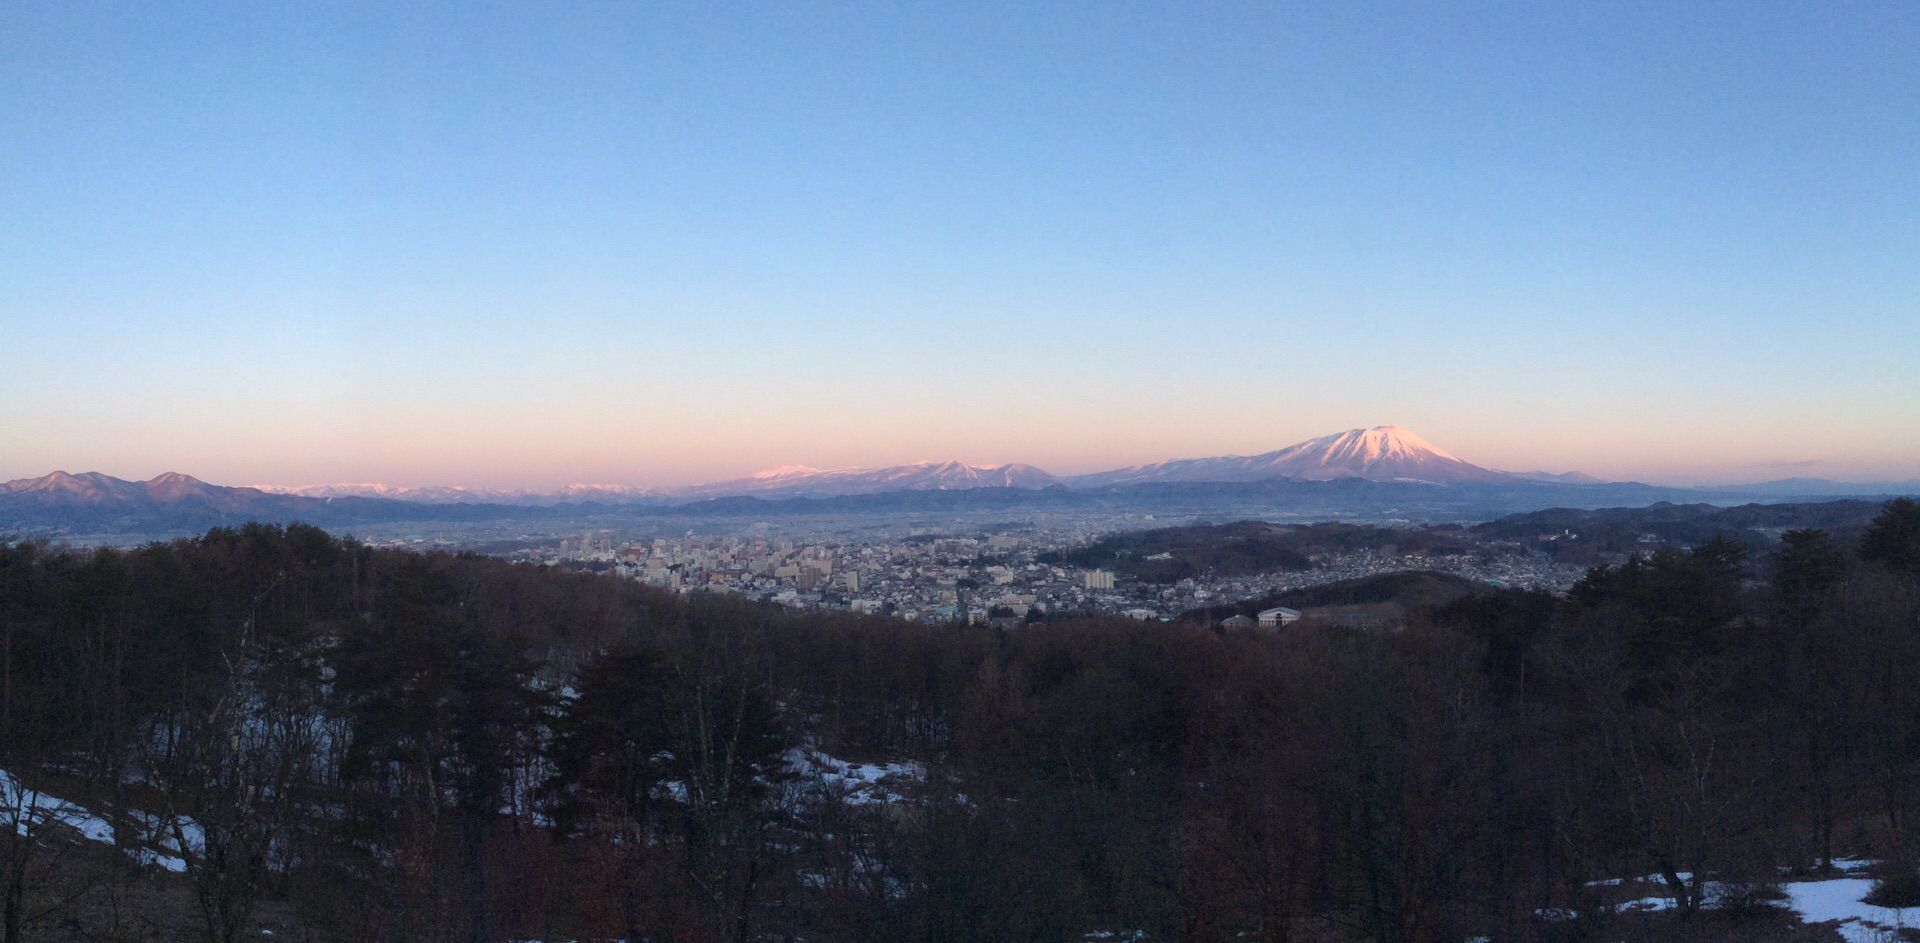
(3, 1), (1917, 489)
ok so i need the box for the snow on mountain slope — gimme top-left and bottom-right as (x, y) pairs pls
(674, 461), (1063, 498)
(1067, 425), (1519, 487)
(1, 471), (280, 510)
(750, 465), (825, 480)
(12, 425), (1612, 509)
(249, 462), (1060, 503)
(249, 482), (666, 505)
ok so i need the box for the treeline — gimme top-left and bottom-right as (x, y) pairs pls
(0, 501), (1918, 942)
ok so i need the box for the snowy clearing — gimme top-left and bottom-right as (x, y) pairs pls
(1, 768), (116, 846)
(785, 747), (924, 806)
(1560, 861), (1920, 942)
(1785, 877), (1920, 943)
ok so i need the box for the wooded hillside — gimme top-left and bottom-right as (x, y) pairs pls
(2, 499), (1918, 942)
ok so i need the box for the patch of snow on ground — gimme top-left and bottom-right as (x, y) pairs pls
(2, 769), (197, 872)
(1785, 877), (1920, 943)
(1546, 874), (1705, 920)
(786, 748), (924, 806)
(1568, 862), (1920, 941)
(1613, 893), (1678, 914)
(133, 847), (189, 873)
(1584, 871), (1693, 888)
(0, 768), (115, 844)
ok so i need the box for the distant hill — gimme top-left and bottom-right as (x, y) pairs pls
(1266, 570), (1489, 609)
(1476, 499), (1897, 565)
(0, 470), (562, 534)
(1711, 477), (1920, 497)
(1506, 470), (1608, 485)
(1041, 520), (1479, 584)
(1, 470), (306, 518)
(1180, 571), (1491, 625)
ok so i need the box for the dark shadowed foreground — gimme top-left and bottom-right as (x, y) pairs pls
(3, 499), (1920, 942)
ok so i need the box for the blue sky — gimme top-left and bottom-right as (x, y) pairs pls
(3, 1), (1916, 487)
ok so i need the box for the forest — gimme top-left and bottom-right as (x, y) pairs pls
(1040, 501), (1900, 584)
(2, 498), (1920, 943)
(1037, 521), (1477, 584)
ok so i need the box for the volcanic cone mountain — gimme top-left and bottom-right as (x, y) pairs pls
(1066, 425), (1518, 487)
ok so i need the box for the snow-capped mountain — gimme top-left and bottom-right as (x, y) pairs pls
(226, 428), (1540, 502)
(673, 461), (1063, 499)
(1067, 425), (1520, 487)
(1, 470), (259, 508)
(250, 482), (665, 506)
(250, 482), (479, 501)
(2, 428), (1606, 527)
(249, 463), (1061, 503)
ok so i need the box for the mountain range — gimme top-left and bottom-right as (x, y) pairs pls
(668, 461), (1064, 499)
(7, 425), (1915, 536)
(248, 425), (1540, 503)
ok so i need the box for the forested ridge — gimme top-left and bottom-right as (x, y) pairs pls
(3, 500), (1920, 942)
(1038, 521), (1477, 583)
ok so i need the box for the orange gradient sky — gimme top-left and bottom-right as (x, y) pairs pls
(3, 3), (1917, 489)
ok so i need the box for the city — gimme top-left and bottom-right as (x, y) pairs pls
(516, 522), (1586, 624)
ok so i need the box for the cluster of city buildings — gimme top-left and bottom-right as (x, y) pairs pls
(519, 526), (1585, 625)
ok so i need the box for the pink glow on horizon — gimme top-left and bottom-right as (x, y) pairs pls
(15, 417), (1914, 492)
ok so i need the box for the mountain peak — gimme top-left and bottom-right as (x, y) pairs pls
(3, 470), (145, 502)
(1293, 425), (1465, 466)
(750, 465), (827, 480)
(144, 472), (223, 500)
(1066, 425), (1516, 487)
(146, 472), (208, 490)
(1256, 425), (1501, 482)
